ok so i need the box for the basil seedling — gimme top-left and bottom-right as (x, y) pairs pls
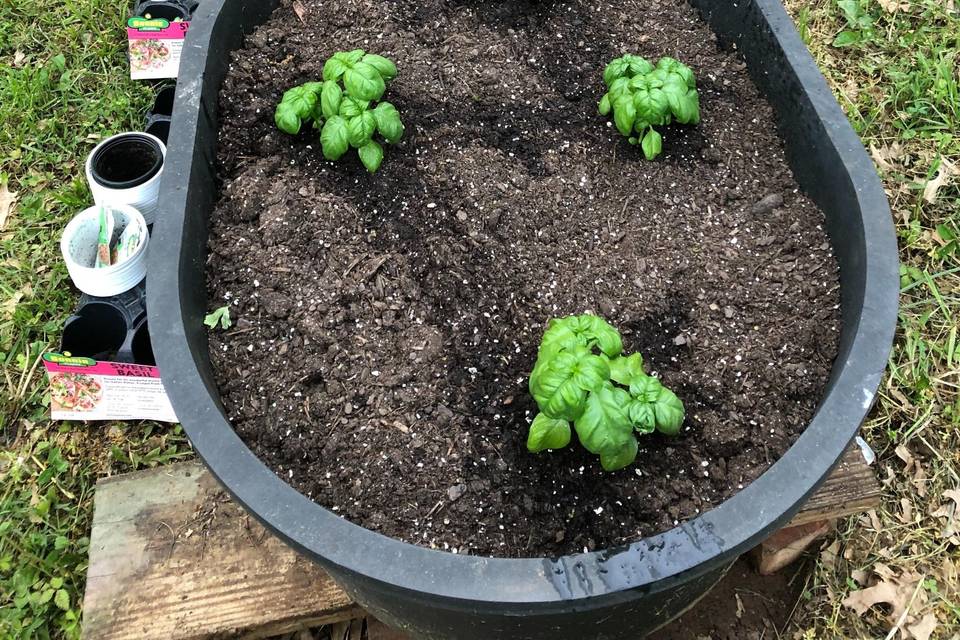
(598, 55), (700, 160)
(527, 314), (685, 471)
(274, 50), (404, 173)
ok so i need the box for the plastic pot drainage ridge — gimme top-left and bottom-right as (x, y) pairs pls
(148, 1), (899, 637)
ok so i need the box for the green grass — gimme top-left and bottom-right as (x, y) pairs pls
(1, 0), (958, 638)
(784, 0), (960, 637)
(0, 3), (190, 638)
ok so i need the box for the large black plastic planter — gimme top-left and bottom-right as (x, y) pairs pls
(149, 1), (898, 638)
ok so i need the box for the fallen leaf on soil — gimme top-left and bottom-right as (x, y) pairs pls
(899, 497), (914, 524)
(931, 488), (960, 540)
(907, 612), (938, 640)
(923, 158), (957, 204)
(869, 142), (905, 172)
(841, 567), (925, 621)
(895, 444), (915, 470)
(912, 463), (928, 498)
(0, 181), (17, 231)
(851, 568), (870, 585)
(820, 539), (840, 570)
(292, 0), (307, 23)
(842, 580), (902, 616)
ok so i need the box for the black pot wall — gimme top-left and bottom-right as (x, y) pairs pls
(148, 1), (898, 638)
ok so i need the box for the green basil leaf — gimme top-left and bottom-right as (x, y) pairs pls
(274, 104), (301, 135)
(628, 400), (656, 434)
(573, 383), (633, 456)
(629, 374), (662, 402)
(608, 353), (645, 386)
(334, 49), (365, 65)
(361, 53), (397, 81)
(633, 87), (670, 126)
(303, 81), (324, 95)
(600, 437), (638, 471)
(320, 80), (342, 119)
(608, 77), (631, 100)
(358, 140), (384, 173)
(653, 386), (684, 435)
(339, 96), (367, 118)
(281, 86), (316, 119)
(320, 115), (349, 160)
(625, 55), (653, 76)
(530, 346), (609, 420)
(344, 62), (386, 101)
(647, 68), (669, 88)
(603, 58), (630, 87)
(373, 101), (404, 143)
(641, 128), (663, 160)
(540, 315), (622, 358)
(613, 96), (636, 137)
(348, 111), (377, 148)
(527, 413), (572, 452)
(322, 57), (348, 81)
(670, 89), (700, 125)
(598, 93), (611, 116)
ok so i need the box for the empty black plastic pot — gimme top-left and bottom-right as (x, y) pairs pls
(145, 115), (171, 144)
(130, 319), (157, 366)
(148, 0), (899, 637)
(87, 133), (163, 190)
(135, 1), (190, 21)
(61, 303), (128, 361)
(149, 84), (177, 118)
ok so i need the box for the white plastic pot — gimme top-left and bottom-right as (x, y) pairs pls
(85, 132), (166, 224)
(61, 204), (149, 297)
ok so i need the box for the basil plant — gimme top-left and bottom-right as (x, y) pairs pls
(527, 314), (685, 471)
(598, 55), (700, 160)
(274, 50), (404, 173)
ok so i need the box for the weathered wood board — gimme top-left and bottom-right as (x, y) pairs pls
(82, 463), (361, 640)
(82, 443), (879, 639)
(786, 445), (882, 527)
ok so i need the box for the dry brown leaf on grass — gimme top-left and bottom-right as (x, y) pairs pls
(842, 563), (937, 640)
(899, 497), (914, 524)
(870, 142), (905, 173)
(907, 613), (939, 640)
(0, 181), (17, 231)
(930, 488), (960, 541)
(923, 158), (957, 204)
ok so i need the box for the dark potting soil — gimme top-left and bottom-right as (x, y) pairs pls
(206, 0), (841, 557)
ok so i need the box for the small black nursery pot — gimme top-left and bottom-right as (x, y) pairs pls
(135, 0), (191, 21)
(85, 132), (166, 224)
(61, 303), (128, 362)
(87, 133), (163, 191)
(130, 319), (157, 366)
(145, 115), (171, 145)
(62, 282), (151, 364)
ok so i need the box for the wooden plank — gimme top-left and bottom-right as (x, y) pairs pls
(787, 444), (882, 527)
(82, 443), (879, 638)
(82, 462), (361, 640)
(750, 519), (834, 575)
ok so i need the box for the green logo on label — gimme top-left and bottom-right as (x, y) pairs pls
(43, 352), (96, 367)
(127, 16), (170, 31)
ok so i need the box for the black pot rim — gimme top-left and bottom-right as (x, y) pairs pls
(135, 0), (190, 20)
(89, 133), (164, 190)
(149, 0), (899, 609)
